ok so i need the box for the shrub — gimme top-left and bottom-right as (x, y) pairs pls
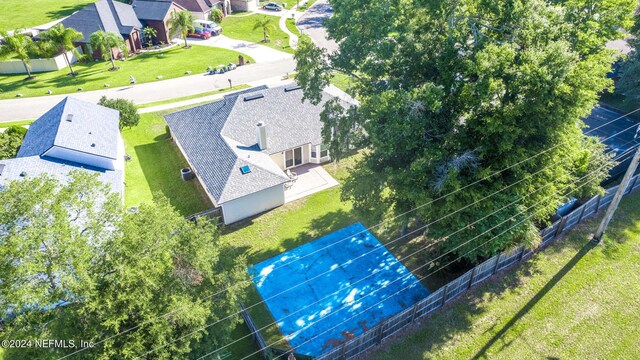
(210, 8), (224, 23)
(98, 96), (140, 129)
(0, 126), (26, 160)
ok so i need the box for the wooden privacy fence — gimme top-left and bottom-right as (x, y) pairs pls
(312, 173), (640, 360)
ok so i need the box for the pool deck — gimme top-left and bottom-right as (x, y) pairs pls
(249, 222), (430, 356)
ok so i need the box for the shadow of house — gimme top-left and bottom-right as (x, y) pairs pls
(61, 0), (143, 59)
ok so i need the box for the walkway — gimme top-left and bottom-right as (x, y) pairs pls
(185, 35), (293, 63)
(0, 58), (296, 122)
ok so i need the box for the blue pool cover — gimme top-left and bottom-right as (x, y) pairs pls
(249, 222), (430, 356)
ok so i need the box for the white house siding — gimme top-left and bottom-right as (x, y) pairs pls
(270, 151), (285, 170)
(221, 184), (285, 224)
(270, 143), (313, 170)
(191, 11), (210, 20)
(44, 146), (117, 170)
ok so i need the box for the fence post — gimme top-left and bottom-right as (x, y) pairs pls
(376, 323), (384, 344)
(554, 216), (568, 237)
(470, 265), (479, 288)
(493, 254), (502, 275)
(410, 303), (419, 323)
(577, 203), (587, 224)
(340, 343), (346, 360)
(594, 194), (602, 213)
(441, 285), (449, 305)
(517, 246), (525, 262)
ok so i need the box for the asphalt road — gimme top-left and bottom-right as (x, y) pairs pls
(297, 0), (339, 53)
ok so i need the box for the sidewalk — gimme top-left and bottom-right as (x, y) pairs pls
(0, 58), (296, 122)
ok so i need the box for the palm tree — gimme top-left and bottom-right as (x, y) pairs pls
(168, 10), (195, 48)
(89, 30), (128, 70)
(41, 24), (83, 76)
(0, 30), (35, 79)
(253, 16), (275, 43)
(142, 26), (157, 48)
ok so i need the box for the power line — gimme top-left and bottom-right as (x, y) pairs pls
(233, 161), (628, 360)
(175, 144), (639, 359)
(58, 107), (640, 359)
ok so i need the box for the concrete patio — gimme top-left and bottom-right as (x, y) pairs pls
(284, 163), (339, 203)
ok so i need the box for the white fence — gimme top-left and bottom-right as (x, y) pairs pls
(0, 47), (81, 74)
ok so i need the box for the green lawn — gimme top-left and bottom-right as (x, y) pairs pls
(330, 72), (355, 95)
(0, 0), (95, 31)
(373, 190), (640, 360)
(285, 18), (300, 36)
(0, 119), (35, 128)
(221, 14), (295, 54)
(0, 45), (252, 99)
(122, 110), (213, 216)
(298, 0), (318, 11)
(137, 84), (250, 108)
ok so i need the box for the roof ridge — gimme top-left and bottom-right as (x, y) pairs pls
(49, 97), (70, 156)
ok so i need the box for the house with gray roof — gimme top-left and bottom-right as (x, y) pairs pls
(164, 85), (346, 224)
(0, 97), (125, 198)
(61, 0), (143, 58)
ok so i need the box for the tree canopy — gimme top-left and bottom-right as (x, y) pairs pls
(0, 172), (247, 359)
(295, 0), (629, 261)
(89, 30), (127, 70)
(98, 96), (140, 129)
(0, 30), (35, 79)
(39, 24), (83, 76)
(0, 125), (27, 159)
(169, 10), (195, 48)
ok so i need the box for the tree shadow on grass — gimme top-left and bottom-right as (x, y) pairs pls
(45, 4), (92, 20)
(471, 241), (596, 359)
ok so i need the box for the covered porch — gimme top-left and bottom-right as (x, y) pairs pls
(284, 163), (339, 203)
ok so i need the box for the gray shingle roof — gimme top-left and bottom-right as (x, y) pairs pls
(0, 156), (124, 197)
(18, 97), (120, 161)
(222, 86), (341, 155)
(164, 85), (349, 204)
(132, 0), (176, 21)
(61, 0), (142, 43)
(165, 87), (290, 204)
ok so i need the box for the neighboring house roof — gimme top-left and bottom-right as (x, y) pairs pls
(132, 0), (184, 21)
(18, 97), (120, 161)
(61, 0), (142, 43)
(169, 0), (218, 13)
(0, 97), (124, 197)
(164, 85), (352, 205)
(0, 156), (124, 196)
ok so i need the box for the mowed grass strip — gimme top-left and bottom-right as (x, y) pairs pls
(0, 45), (252, 99)
(121, 111), (212, 216)
(372, 190), (640, 360)
(221, 14), (294, 54)
(0, 0), (95, 31)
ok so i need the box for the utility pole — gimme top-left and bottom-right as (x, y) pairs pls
(593, 146), (640, 242)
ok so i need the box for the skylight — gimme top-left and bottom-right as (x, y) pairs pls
(240, 165), (251, 174)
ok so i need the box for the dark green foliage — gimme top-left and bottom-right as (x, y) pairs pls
(295, 0), (630, 262)
(0, 125), (26, 159)
(0, 172), (247, 359)
(210, 8), (224, 23)
(98, 96), (140, 129)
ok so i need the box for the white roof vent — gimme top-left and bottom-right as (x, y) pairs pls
(66, 114), (74, 122)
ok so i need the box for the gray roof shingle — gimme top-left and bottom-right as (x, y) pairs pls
(164, 85), (349, 204)
(61, 0), (142, 43)
(132, 0), (176, 21)
(18, 97), (120, 161)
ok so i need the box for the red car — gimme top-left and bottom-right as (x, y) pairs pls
(187, 28), (211, 39)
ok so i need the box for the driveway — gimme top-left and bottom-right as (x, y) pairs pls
(179, 35), (293, 63)
(296, 0), (338, 53)
(0, 58), (296, 122)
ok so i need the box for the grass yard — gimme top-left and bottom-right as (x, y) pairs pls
(0, 45), (252, 99)
(372, 190), (640, 360)
(0, 119), (35, 128)
(221, 14), (295, 54)
(137, 84), (250, 108)
(0, 0), (95, 31)
(285, 18), (300, 36)
(298, 0), (318, 11)
(121, 110), (212, 216)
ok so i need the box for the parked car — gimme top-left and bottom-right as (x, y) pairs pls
(187, 27), (211, 39)
(263, 2), (283, 11)
(194, 20), (222, 36)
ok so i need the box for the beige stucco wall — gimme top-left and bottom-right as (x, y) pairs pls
(0, 47), (81, 74)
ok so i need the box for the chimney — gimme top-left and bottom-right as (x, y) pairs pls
(256, 121), (267, 150)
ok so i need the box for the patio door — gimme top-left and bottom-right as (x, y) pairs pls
(285, 147), (303, 168)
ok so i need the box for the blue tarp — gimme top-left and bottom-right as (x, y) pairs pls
(250, 222), (430, 356)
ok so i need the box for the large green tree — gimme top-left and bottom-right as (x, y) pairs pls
(295, 0), (629, 262)
(0, 172), (247, 359)
(0, 30), (36, 79)
(40, 24), (83, 76)
(89, 30), (128, 71)
(98, 96), (140, 129)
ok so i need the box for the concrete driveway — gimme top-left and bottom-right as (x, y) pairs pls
(296, 0), (338, 53)
(179, 35), (293, 63)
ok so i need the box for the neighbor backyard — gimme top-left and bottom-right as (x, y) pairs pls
(221, 14), (295, 54)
